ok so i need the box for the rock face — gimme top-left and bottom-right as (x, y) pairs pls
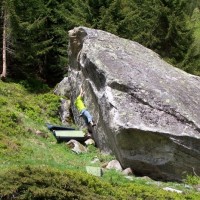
(67, 26), (200, 181)
(59, 98), (71, 125)
(54, 77), (71, 98)
(54, 77), (72, 125)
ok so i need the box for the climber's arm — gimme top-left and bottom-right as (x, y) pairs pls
(80, 85), (85, 98)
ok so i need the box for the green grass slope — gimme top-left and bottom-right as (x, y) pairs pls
(0, 80), (199, 199)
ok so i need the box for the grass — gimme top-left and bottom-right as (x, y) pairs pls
(0, 79), (200, 199)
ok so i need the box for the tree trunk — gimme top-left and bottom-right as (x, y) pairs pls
(1, 8), (7, 80)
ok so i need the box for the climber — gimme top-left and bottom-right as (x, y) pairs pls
(74, 85), (96, 128)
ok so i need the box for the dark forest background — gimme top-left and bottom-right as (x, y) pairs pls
(0, 0), (200, 86)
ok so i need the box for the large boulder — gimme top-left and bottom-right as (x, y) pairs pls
(54, 77), (71, 98)
(67, 26), (200, 181)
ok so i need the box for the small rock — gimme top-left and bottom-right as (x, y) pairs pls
(184, 184), (192, 189)
(85, 138), (95, 146)
(194, 184), (200, 192)
(91, 157), (100, 164)
(101, 162), (109, 168)
(66, 139), (87, 154)
(163, 187), (183, 194)
(122, 168), (133, 176)
(86, 166), (103, 177)
(35, 130), (48, 138)
(140, 176), (152, 181)
(125, 176), (134, 181)
(106, 159), (122, 171)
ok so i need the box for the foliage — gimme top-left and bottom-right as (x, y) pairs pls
(0, 80), (60, 138)
(19, 79), (49, 93)
(0, 0), (75, 85)
(1, 166), (200, 200)
(67, 0), (196, 73)
(0, 166), (117, 200)
(184, 174), (200, 185)
(0, 0), (200, 83)
(181, 7), (200, 75)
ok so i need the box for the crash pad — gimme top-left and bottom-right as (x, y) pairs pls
(53, 130), (85, 142)
(46, 123), (75, 131)
(53, 130), (85, 137)
(46, 123), (86, 142)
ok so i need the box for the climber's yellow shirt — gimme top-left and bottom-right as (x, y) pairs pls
(74, 95), (86, 112)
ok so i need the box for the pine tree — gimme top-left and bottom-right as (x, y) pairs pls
(39, 0), (74, 85)
(0, 0), (15, 80)
(98, 0), (123, 34)
(8, 0), (74, 84)
(63, 0), (194, 71)
(181, 6), (200, 75)
(0, 0), (197, 83)
(1, 1), (7, 80)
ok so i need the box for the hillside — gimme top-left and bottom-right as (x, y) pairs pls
(0, 80), (200, 199)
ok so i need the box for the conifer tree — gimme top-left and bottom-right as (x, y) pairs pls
(1, 1), (7, 80)
(181, 7), (200, 75)
(9, 0), (73, 84)
(0, 0), (197, 83)
(98, 0), (123, 34)
(39, 0), (74, 84)
(52, 0), (194, 74)
(0, 0), (14, 80)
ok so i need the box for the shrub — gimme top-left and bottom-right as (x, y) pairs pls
(0, 166), (200, 200)
(185, 174), (200, 185)
(0, 166), (117, 200)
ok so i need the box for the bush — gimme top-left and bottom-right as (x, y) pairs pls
(185, 174), (200, 185)
(0, 166), (200, 200)
(0, 166), (117, 200)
